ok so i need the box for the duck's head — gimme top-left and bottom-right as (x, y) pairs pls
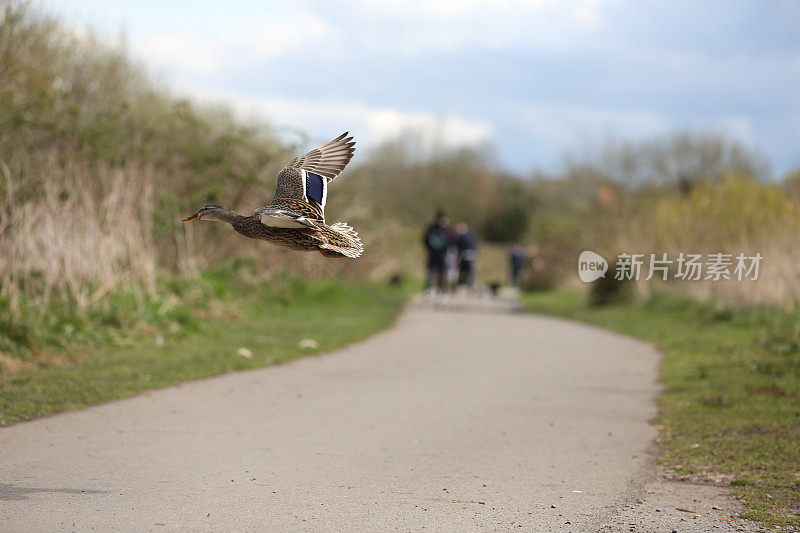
(182, 204), (229, 222)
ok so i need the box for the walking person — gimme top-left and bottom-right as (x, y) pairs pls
(423, 210), (452, 293)
(454, 222), (478, 287)
(509, 243), (525, 287)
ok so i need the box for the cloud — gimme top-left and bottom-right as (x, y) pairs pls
(228, 10), (332, 60)
(54, 0), (800, 174)
(133, 8), (333, 77)
(184, 88), (492, 150)
(349, 0), (619, 20)
(138, 33), (222, 74)
(331, 0), (619, 54)
(365, 109), (491, 147)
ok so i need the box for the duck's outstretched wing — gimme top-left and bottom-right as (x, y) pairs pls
(262, 133), (356, 226)
(286, 131), (356, 182)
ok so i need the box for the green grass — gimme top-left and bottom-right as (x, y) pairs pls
(0, 274), (411, 425)
(521, 289), (800, 529)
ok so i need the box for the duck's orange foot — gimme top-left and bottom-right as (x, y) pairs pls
(318, 248), (346, 258)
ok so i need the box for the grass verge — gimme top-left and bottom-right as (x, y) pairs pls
(521, 288), (800, 529)
(1, 273), (411, 425)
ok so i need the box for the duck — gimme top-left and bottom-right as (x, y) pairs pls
(182, 132), (363, 258)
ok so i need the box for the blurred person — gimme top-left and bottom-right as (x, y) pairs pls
(423, 210), (452, 293)
(510, 243), (526, 287)
(445, 240), (459, 290)
(454, 222), (478, 287)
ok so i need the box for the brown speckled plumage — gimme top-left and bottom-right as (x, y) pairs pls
(182, 132), (363, 258)
(258, 198), (324, 222)
(231, 212), (361, 256)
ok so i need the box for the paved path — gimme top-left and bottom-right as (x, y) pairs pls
(0, 304), (750, 531)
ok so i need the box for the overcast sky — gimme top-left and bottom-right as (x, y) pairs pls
(51, 0), (799, 176)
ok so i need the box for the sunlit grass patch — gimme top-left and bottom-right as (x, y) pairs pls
(0, 274), (411, 425)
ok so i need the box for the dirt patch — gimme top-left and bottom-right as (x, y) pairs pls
(0, 350), (77, 378)
(602, 479), (770, 532)
(0, 353), (33, 376)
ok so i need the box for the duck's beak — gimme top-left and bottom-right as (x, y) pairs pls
(182, 212), (201, 222)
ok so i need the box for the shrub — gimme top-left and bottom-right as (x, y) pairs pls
(589, 273), (634, 307)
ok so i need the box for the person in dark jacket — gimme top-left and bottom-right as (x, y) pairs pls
(423, 211), (451, 292)
(454, 222), (478, 287)
(509, 243), (526, 287)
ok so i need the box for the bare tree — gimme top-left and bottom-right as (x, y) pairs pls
(565, 131), (769, 194)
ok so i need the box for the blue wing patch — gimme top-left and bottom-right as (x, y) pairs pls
(306, 171), (325, 205)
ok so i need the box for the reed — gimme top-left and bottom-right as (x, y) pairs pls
(0, 155), (157, 310)
(624, 174), (800, 306)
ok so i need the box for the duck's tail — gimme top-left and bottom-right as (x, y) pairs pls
(318, 222), (364, 259)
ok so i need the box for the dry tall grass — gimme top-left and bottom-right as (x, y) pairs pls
(624, 174), (800, 306)
(544, 132), (800, 308)
(0, 155), (158, 310)
(0, 1), (289, 314)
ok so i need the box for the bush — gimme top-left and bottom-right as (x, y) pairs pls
(520, 250), (561, 291)
(482, 179), (534, 244)
(589, 272), (633, 307)
(483, 203), (529, 243)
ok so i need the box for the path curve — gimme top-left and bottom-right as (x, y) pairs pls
(0, 304), (747, 531)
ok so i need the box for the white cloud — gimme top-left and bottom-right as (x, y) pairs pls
(183, 88), (492, 151)
(228, 10), (332, 60)
(365, 109), (491, 147)
(132, 9), (333, 76)
(138, 33), (222, 74)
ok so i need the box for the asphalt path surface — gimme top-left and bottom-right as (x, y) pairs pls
(0, 300), (754, 531)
